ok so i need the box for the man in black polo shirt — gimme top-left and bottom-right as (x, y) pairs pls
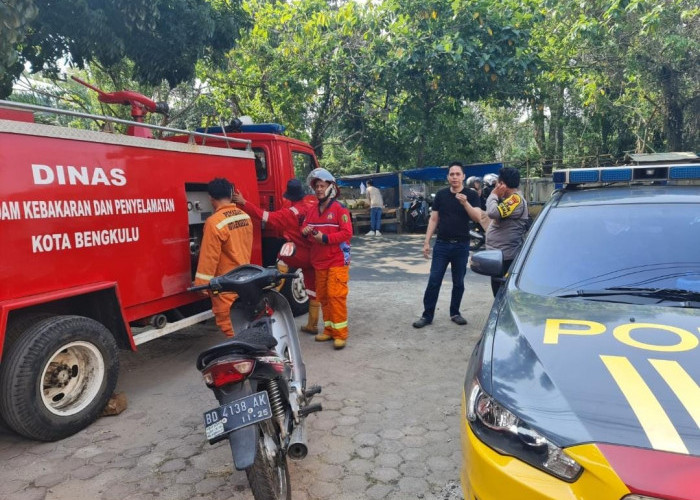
(413, 162), (481, 328)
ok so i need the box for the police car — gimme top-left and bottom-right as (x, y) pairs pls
(461, 164), (700, 499)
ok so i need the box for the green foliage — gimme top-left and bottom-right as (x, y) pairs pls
(529, 0), (699, 164)
(4, 0), (696, 175)
(1, 0), (248, 98)
(199, 0), (538, 174)
(0, 0), (38, 97)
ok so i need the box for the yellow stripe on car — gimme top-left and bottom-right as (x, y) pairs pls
(601, 355), (688, 454)
(650, 358), (700, 428)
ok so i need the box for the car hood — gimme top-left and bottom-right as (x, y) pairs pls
(489, 289), (700, 456)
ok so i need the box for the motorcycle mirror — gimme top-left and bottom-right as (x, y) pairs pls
(279, 242), (297, 258)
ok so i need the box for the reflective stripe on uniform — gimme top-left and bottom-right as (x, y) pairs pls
(324, 319), (348, 329)
(262, 211), (270, 223)
(195, 272), (214, 281)
(290, 206), (299, 215)
(216, 213), (251, 229)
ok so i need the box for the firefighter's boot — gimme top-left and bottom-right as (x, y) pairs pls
(315, 333), (332, 342)
(301, 300), (321, 334)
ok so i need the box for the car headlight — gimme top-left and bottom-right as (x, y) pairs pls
(467, 379), (583, 482)
(622, 496), (665, 500)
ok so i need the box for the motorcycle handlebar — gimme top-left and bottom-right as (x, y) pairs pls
(185, 268), (300, 294)
(187, 284), (210, 292)
(278, 271), (301, 280)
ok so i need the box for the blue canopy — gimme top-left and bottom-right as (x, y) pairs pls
(336, 162), (502, 188)
(336, 172), (399, 189)
(403, 162), (502, 181)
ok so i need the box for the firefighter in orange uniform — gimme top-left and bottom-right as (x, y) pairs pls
(232, 178), (321, 334)
(301, 168), (353, 350)
(194, 178), (253, 337)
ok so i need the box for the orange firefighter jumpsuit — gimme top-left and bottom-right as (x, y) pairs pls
(194, 203), (253, 336)
(302, 200), (353, 341)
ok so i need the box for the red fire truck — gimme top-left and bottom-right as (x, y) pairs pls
(0, 85), (318, 441)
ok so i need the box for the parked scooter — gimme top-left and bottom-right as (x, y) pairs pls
(469, 221), (486, 252)
(189, 264), (322, 500)
(406, 193), (429, 233)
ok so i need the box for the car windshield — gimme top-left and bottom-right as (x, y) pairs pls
(517, 202), (700, 298)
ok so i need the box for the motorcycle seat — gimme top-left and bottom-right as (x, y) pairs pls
(235, 324), (278, 348)
(196, 324), (278, 371)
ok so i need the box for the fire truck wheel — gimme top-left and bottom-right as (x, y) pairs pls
(0, 315), (119, 441)
(4, 311), (54, 347)
(280, 271), (309, 317)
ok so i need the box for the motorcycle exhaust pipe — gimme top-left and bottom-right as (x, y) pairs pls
(287, 421), (308, 460)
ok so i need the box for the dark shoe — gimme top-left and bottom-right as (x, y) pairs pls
(451, 315), (468, 325)
(412, 317), (432, 329)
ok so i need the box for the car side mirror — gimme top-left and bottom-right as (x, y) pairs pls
(470, 250), (504, 277)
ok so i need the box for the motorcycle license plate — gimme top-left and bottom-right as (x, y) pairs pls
(203, 391), (272, 441)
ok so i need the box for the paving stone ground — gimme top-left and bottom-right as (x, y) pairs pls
(0, 235), (493, 499)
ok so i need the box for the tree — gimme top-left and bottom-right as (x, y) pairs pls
(527, 0), (699, 172)
(1, 0), (248, 99)
(0, 0), (38, 97)
(203, 0), (538, 174)
(367, 0), (539, 167)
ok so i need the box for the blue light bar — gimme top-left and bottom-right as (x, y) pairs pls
(669, 165), (700, 180)
(601, 168), (632, 182)
(552, 171), (566, 184)
(195, 123), (286, 135)
(569, 169), (599, 183)
(240, 123), (286, 134)
(553, 163), (700, 186)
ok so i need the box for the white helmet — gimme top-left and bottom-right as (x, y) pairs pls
(306, 167), (336, 187)
(307, 167), (337, 200)
(466, 176), (482, 189)
(483, 173), (498, 187)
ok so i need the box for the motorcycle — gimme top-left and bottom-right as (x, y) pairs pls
(406, 193), (429, 233)
(469, 221), (485, 252)
(189, 264), (322, 500)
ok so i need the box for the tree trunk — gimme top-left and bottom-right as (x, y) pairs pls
(548, 85), (564, 171)
(600, 114), (611, 154)
(660, 66), (683, 151)
(415, 92), (433, 168)
(532, 97), (546, 154)
(531, 97), (551, 174)
(310, 75), (334, 160)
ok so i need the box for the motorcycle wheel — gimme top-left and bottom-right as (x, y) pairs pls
(246, 420), (291, 500)
(469, 234), (485, 252)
